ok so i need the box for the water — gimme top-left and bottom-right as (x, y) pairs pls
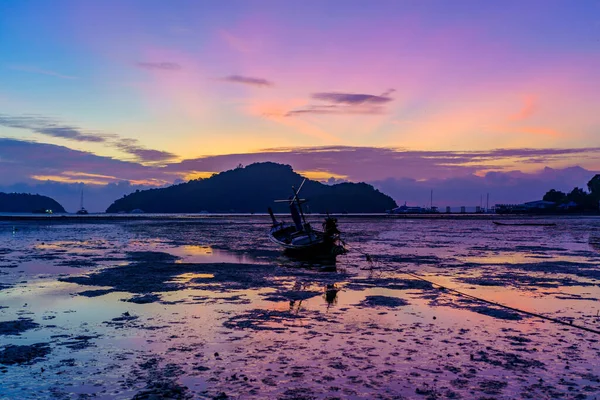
(1, 216), (599, 399)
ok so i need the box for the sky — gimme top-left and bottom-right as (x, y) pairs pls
(1, 0), (599, 211)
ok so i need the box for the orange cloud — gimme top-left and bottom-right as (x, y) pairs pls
(297, 170), (348, 181)
(31, 175), (109, 185)
(510, 95), (538, 121)
(183, 171), (215, 181)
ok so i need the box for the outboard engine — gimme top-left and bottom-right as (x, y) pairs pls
(323, 217), (341, 237)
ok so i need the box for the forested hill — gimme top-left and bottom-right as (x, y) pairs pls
(0, 193), (66, 213)
(106, 162), (397, 213)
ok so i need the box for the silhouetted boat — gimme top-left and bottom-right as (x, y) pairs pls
(268, 179), (346, 259)
(493, 221), (556, 226)
(76, 189), (88, 215)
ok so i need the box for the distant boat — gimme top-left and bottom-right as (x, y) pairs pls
(76, 189), (88, 215)
(268, 179), (346, 259)
(32, 209), (53, 214)
(130, 209), (145, 214)
(493, 221), (556, 227)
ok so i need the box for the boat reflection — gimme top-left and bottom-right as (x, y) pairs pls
(324, 283), (339, 309)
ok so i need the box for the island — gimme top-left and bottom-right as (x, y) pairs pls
(106, 162), (397, 213)
(0, 193), (66, 213)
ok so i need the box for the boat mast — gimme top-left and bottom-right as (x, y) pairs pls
(291, 179), (308, 227)
(80, 189), (84, 209)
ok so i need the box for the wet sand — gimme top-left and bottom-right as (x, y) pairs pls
(1, 216), (600, 399)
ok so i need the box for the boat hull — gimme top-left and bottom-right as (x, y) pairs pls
(268, 224), (346, 259)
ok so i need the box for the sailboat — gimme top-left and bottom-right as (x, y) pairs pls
(267, 179), (346, 259)
(76, 189), (88, 215)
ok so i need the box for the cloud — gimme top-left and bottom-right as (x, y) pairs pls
(288, 89), (395, 116)
(312, 92), (394, 105)
(8, 65), (78, 80)
(222, 75), (273, 87)
(165, 145), (600, 182)
(372, 166), (598, 208)
(114, 138), (177, 163)
(286, 104), (387, 116)
(136, 62), (182, 70)
(1, 140), (599, 210)
(0, 114), (177, 163)
(0, 114), (109, 143)
(0, 139), (167, 183)
(510, 95), (537, 121)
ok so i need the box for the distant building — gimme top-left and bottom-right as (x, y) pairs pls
(495, 200), (556, 214)
(523, 200), (556, 209)
(558, 201), (578, 211)
(389, 205), (439, 214)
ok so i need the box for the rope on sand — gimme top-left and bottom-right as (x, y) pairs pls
(344, 242), (600, 335)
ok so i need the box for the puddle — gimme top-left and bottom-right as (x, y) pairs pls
(170, 245), (259, 264)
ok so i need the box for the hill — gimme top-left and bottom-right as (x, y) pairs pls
(106, 162), (397, 213)
(0, 193), (66, 213)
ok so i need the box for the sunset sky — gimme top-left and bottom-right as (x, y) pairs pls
(1, 0), (599, 211)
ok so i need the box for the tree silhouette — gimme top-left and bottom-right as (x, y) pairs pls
(567, 187), (586, 201)
(587, 174), (600, 197)
(542, 189), (566, 203)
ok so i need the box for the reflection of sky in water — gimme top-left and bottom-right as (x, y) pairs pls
(170, 245), (258, 264)
(1, 217), (600, 398)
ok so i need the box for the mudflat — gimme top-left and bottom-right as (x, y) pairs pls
(1, 216), (599, 399)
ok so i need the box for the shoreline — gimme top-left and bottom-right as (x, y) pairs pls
(1, 212), (599, 222)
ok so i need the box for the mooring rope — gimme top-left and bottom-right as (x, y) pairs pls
(343, 241), (600, 335)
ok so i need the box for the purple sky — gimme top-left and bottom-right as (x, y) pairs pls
(1, 1), (599, 211)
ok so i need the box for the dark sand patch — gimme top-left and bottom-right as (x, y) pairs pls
(132, 380), (192, 399)
(188, 294), (251, 305)
(471, 306), (523, 321)
(479, 379), (508, 395)
(61, 251), (345, 303)
(0, 343), (51, 365)
(126, 251), (180, 263)
(430, 296), (526, 321)
(124, 294), (162, 304)
(103, 312), (139, 328)
(346, 277), (434, 291)
(56, 335), (101, 350)
(278, 388), (317, 400)
(223, 309), (306, 332)
(459, 273), (593, 289)
(472, 349), (545, 372)
(78, 289), (114, 297)
(60, 251), (279, 295)
(356, 295), (410, 308)
(0, 284), (12, 291)
(261, 290), (322, 302)
(0, 318), (39, 335)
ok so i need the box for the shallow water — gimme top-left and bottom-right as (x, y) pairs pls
(1, 216), (600, 399)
